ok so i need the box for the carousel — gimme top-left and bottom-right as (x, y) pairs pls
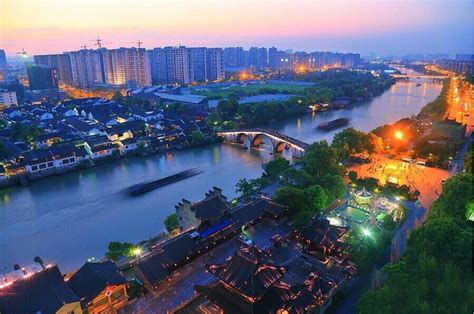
(353, 187), (373, 206)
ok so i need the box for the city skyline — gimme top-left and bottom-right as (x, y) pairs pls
(1, 0), (473, 56)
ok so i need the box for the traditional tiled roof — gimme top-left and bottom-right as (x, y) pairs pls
(67, 260), (127, 306)
(191, 194), (230, 221)
(0, 265), (80, 313)
(206, 246), (286, 298)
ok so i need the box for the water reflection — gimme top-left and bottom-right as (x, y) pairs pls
(0, 78), (442, 271)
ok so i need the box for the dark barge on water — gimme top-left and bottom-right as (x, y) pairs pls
(127, 168), (203, 196)
(317, 118), (349, 130)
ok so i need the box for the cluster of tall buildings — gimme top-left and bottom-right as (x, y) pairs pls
(30, 46), (361, 89)
(150, 46), (224, 84)
(436, 59), (473, 75)
(33, 46), (224, 88)
(224, 47), (361, 71)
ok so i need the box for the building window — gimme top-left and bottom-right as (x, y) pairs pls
(39, 164), (46, 170)
(47, 162), (53, 167)
(32, 165), (38, 171)
(110, 287), (127, 303)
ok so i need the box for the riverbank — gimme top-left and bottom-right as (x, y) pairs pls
(0, 77), (443, 272)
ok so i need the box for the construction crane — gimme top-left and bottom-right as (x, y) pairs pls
(90, 37), (111, 49)
(131, 40), (143, 48)
(16, 48), (28, 60)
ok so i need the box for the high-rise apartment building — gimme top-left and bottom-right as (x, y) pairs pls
(223, 47), (246, 67)
(151, 46), (192, 84)
(151, 46), (224, 84)
(206, 48), (225, 82)
(68, 49), (105, 88)
(189, 47), (208, 83)
(0, 49), (7, 75)
(26, 64), (59, 90)
(34, 54), (73, 84)
(102, 47), (152, 87)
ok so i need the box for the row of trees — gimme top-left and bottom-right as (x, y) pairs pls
(357, 172), (474, 313)
(208, 71), (395, 129)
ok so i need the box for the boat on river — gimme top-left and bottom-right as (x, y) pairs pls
(126, 168), (203, 196)
(317, 118), (349, 130)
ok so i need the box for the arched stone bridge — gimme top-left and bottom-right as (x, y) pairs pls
(217, 129), (310, 158)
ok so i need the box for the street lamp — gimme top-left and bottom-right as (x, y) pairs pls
(362, 228), (371, 237)
(132, 247), (142, 257)
(395, 131), (403, 140)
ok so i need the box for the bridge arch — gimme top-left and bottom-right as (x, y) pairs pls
(235, 132), (250, 144)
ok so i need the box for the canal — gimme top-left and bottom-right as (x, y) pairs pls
(0, 78), (442, 272)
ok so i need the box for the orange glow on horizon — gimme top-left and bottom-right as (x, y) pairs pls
(1, 0), (466, 55)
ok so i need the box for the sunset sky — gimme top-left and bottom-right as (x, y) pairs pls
(1, 0), (472, 56)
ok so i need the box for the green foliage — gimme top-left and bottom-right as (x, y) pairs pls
(464, 142), (473, 173)
(11, 123), (44, 143)
(348, 170), (358, 182)
(112, 91), (151, 109)
(357, 172), (474, 314)
(164, 214), (179, 232)
(273, 186), (307, 212)
(303, 184), (328, 212)
(105, 241), (134, 261)
(222, 120), (238, 130)
(237, 100), (306, 126)
(191, 131), (206, 145)
(430, 173), (473, 221)
(264, 158), (290, 180)
(164, 102), (188, 114)
(282, 168), (314, 188)
(419, 79), (450, 121)
(235, 178), (263, 197)
(318, 174), (345, 202)
(331, 127), (375, 160)
(303, 141), (343, 180)
(346, 225), (392, 273)
(217, 99), (239, 120)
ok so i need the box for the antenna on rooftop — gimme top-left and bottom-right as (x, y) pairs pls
(16, 48), (28, 59)
(80, 44), (88, 50)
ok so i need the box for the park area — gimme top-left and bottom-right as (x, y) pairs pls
(348, 154), (450, 208)
(191, 81), (309, 99)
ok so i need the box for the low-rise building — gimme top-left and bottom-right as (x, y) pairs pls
(68, 260), (129, 314)
(0, 264), (82, 314)
(176, 186), (231, 230)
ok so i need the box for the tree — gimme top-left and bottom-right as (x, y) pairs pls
(105, 241), (134, 261)
(164, 214), (179, 232)
(235, 178), (262, 197)
(191, 131), (206, 145)
(319, 174), (345, 202)
(348, 170), (358, 183)
(303, 185), (327, 212)
(11, 123), (43, 143)
(430, 173), (473, 221)
(282, 168), (314, 188)
(303, 140), (343, 179)
(222, 120), (238, 130)
(464, 143), (473, 174)
(217, 99), (238, 120)
(264, 158), (290, 180)
(332, 127), (374, 160)
(273, 186), (307, 213)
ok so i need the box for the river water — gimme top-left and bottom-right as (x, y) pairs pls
(0, 78), (442, 272)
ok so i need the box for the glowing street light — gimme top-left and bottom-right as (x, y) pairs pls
(132, 247), (142, 257)
(394, 131), (403, 140)
(362, 228), (371, 237)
